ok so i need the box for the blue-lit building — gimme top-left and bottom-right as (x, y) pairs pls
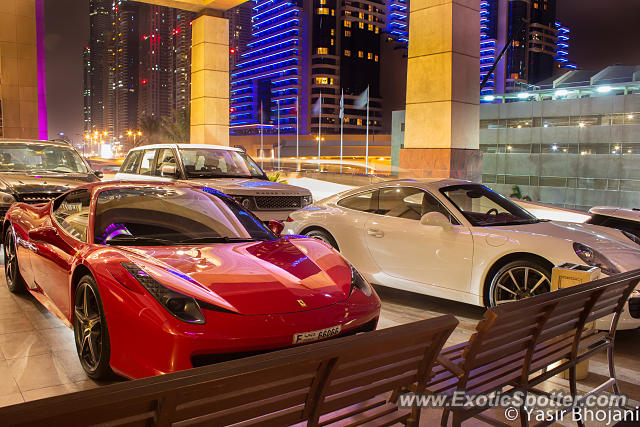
(229, 0), (385, 136)
(386, 0), (408, 45)
(554, 21), (577, 71)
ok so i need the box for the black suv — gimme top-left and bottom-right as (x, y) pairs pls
(0, 139), (102, 218)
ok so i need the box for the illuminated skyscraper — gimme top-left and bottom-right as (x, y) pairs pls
(554, 22), (577, 71)
(229, 0), (384, 135)
(87, 0), (113, 133)
(83, 46), (92, 133)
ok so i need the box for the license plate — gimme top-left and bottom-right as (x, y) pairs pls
(292, 325), (342, 344)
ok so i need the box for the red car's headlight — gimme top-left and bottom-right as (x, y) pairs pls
(349, 264), (372, 297)
(121, 262), (206, 324)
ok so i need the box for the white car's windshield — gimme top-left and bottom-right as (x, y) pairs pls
(440, 184), (540, 226)
(0, 143), (88, 174)
(179, 148), (265, 179)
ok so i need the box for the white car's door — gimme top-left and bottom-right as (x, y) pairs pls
(364, 187), (474, 293)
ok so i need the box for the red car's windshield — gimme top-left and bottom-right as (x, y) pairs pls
(93, 187), (275, 245)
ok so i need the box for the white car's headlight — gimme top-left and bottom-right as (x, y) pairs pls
(573, 242), (620, 275)
(0, 192), (15, 206)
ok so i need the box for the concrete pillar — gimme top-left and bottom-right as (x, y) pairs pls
(400, 0), (481, 181)
(190, 13), (229, 145)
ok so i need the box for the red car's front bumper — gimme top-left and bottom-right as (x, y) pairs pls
(99, 276), (380, 379)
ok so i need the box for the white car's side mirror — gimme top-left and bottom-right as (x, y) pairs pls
(420, 212), (452, 231)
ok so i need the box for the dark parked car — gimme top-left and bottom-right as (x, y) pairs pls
(0, 139), (102, 218)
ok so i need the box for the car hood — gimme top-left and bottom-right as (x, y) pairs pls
(486, 221), (640, 270)
(183, 177), (310, 197)
(118, 237), (351, 315)
(0, 172), (97, 195)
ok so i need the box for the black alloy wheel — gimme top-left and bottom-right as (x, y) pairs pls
(4, 226), (26, 293)
(73, 275), (112, 379)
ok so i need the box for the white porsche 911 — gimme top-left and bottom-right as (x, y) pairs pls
(283, 179), (640, 329)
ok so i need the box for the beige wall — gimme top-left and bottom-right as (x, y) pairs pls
(0, 0), (40, 139)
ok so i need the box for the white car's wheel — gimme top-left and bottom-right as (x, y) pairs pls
(488, 260), (551, 307)
(304, 228), (339, 250)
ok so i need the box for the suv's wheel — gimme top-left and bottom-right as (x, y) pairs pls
(4, 226), (26, 294)
(487, 260), (551, 307)
(304, 229), (339, 250)
(73, 274), (113, 379)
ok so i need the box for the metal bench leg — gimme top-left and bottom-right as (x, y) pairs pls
(569, 366), (586, 427)
(519, 405), (530, 427)
(440, 408), (451, 427)
(607, 346), (620, 395)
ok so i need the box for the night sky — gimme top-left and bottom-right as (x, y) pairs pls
(44, 0), (640, 142)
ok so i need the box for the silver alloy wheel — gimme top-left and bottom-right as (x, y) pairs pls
(304, 229), (338, 249)
(490, 265), (551, 306)
(4, 230), (17, 287)
(74, 282), (103, 372)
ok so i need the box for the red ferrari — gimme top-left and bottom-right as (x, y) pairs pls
(3, 182), (380, 379)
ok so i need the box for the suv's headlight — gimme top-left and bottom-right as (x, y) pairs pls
(573, 242), (620, 275)
(302, 195), (313, 208)
(121, 262), (206, 324)
(232, 195), (253, 209)
(0, 192), (15, 206)
(349, 264), (372, 296)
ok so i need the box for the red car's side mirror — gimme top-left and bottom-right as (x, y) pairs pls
(28, 226), (58, 242)
(268, 220), (284, 237)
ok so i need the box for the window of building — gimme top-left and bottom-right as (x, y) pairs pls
(375, 27), (379, 34)
(320, 0), (326, 3)
(331, 38), (334, 45)
(331, 9), (335, 15)
(358, 50), (363, 58)
(344, 20), (351, 28)
(317, 47), (328, 54)
(359, 12), (364, 18)
(374, 55), (379, 62)
(368, 24), (373, 31)
(345, 30), (351, 37)
(344, 49), (351, 56)
(330, 28), (335, 35)
(359, 22), (364, 29)
(357, 118), (362, 125)
(317, 7), (329, 15)
(367, 52), (373, 60)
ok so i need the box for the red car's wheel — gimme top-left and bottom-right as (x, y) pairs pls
(73, 275), (113, 379)
(4, 226), (26, 294)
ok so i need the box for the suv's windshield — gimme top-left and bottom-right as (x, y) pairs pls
(440, 184), (539, 226)
(179, 148), (265, 179)
(0, 143), (88, 174)
(94, 186), (275, 245)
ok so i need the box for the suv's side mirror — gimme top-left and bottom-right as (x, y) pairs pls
(161, 164), (177, 178)
(94, 170), (104, 179)
(268, 220), (284, 236)
(420, 212), (452, 231)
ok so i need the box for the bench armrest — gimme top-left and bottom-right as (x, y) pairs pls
(437, 354), (465, 378)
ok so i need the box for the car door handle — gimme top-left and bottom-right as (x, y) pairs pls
(367, 228), (384, 238)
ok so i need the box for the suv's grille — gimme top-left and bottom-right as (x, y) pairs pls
(254, 196), (303, 210)
(16, 193), (61, 204)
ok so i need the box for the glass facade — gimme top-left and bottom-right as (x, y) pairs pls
(480, 94), (640, 211)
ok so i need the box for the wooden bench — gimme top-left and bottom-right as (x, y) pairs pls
(426, 269), (640, 427)
(0, 314), (458, 427)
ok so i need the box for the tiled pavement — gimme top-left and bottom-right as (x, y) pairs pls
(1, 270), (639, 425)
